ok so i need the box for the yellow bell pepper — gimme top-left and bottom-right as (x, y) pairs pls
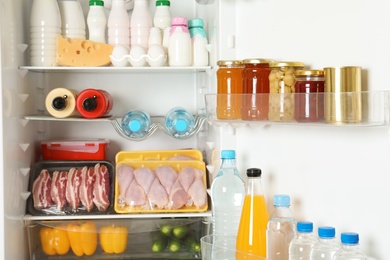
(39, 225), (70, 256)
(67, 221), (97, 256)
(99, 225), (128, 254)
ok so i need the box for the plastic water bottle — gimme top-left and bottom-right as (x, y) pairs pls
(168, 17), (192, 66)
(266, 194), (296, 260)
(188, 18), (209, 66)
(30, 0), (61, 66)
(289, 221), (318, 260)
(333, 233), (367, 260)
(121, 110), (151, 138)
(310, 226), (341, 260)
(108, 0), (130, 47)
(130, 0), (153, 50)
(211, 150), (245, 259)
(87, 0), (107, 43)
(153, 0), (171, 30)
(164, 107), (195, 138)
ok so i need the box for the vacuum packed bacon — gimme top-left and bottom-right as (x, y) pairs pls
(32, 169), (53, 210)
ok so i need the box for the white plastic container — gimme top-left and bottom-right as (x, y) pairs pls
(87, 0), (107, 43)
(108, 0), (130, 47)
(188, 18), (209, 66)
(289, 221), (318, 260)
(130, 0), (152, 50)
(45, 88), (79, 118)
(153, 0), (171, 30)
(58, 0), (86, 39)
(30, 0), (61, 66)
(310, 226), (341, 260)
(168, 17), (192, 67)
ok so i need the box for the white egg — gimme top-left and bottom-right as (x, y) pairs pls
(129, 45), (147, 67)
(147, 45), (166, 67)
(110, 45), (130, 67)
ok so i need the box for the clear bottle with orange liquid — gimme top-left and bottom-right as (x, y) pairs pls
(236, 168), (269, 260)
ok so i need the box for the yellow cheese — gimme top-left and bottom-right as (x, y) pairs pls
(57, 36), (114, 67)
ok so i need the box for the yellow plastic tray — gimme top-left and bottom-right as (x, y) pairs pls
(114, 160), (208, 214)
(115, 149), (203, 163)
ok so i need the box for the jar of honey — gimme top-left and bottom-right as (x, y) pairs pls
(268, 62), (304, 122)
(294, 70), (325, 122)
(216, 60), (244, 119)
(241, 58), (273, 120)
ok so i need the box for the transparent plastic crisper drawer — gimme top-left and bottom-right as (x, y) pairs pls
(205, 91), (389, 127)
(26, 218), (208, 259)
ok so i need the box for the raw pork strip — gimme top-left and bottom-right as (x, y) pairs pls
(65, 168), (82, 211)
(187, 169), (207, 209)
(50, 170), (68, 211)
(147, 178), (169, 209)
(32, 169), (53, 210)
(155, 165), (177, 194)
(93, 164), (110, 211)
(79, 166), (96, 212)
(116, 164), (134, 205)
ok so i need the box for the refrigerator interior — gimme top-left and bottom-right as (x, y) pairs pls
(1, 0), (390, 259)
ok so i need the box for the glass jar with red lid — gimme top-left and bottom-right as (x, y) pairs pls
(294, 70), (325, 122)
(241, 58), (273, 120)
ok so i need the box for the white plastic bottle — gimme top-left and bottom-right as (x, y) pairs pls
(153, 0), (171, 30)
(87, 0), (107, 43)
(58, 0), (86, 39)
(188, 18), (209, 66)
(289, 221), (318, 260)
(108, 0), (130, 47)
(310, 226), (341, 260)
(266, 194), (296, 260)
(130, 0), (153, 50)
(168, 16), (192, 67)
(30, 0), (61, 66)
(121, 110), (151, 138)
(211, 150), (245, 259)
(164, 107), (195, 138)
(333, 233), (367, 260)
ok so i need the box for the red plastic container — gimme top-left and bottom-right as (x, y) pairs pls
(41, 139), (109, 161)
(76, 89), (113, 119)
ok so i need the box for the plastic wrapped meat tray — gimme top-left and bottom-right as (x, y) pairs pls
(115, 150), (208, 213)
(27, 160), (115, 216)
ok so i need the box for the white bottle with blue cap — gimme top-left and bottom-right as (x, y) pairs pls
(164, 107), (195, 138)
(333, 233), (367, 260)
(121, 110), (151, 138)
(289, 221), (318, 260)
(310, 226), (341, 260)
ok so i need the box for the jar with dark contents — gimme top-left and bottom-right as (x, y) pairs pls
(268, 62), (304, 122)
(241, 58), (273, 120)
(216, 60), (244, 119)
(294, 70), (325, 122)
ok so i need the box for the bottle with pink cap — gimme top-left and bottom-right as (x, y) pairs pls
(168, 16), (192, 67)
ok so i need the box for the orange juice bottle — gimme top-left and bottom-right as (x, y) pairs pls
(236, 168), (269, 260)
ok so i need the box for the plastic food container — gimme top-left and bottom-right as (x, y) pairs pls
(27, 160), (115, 216)
(115, 149), (208, 213)
(41, 139), (109, 160)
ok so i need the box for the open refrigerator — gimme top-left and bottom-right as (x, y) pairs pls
(1, 0), (390, 259)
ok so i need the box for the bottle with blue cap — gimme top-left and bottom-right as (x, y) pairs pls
(289, 221), (318, 260)
(210, 149), (245, 259)
(121, 110), (151, 138)
(164, 107), (195, 138)
(332, 232), (367, 260)
(310, 226), (341, 260)
(266, 194), (296, 260)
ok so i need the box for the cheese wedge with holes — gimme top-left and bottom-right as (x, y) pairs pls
(57, 36), (114, 67)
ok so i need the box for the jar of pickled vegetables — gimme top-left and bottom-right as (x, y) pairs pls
(216, 60), (244, 119)
(268, 62), (304, 122)
(294, 70), (325, 122)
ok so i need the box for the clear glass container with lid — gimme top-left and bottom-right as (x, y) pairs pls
(241, 58), (273, 121)
(268, 61), (304, 122)
(216, 60), (244, 119)
(294, 69), (325, 123)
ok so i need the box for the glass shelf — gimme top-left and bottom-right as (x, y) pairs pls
(19, 66), (211, 73)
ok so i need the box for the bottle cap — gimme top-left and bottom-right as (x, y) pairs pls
(175, 119), (188, 132)
(89, 0), (104, 6)
(318, 226), (336, 238)
(82, 97), (98, 111)
(156, 0), (170, 6)
(52, 96), (67, 111)
(297, 221), (313, 233)
(274, 194), (290, 207)
(171, 16), (188, 26)
(129, 119), (142, 132)
(188, 18), (204, 28)
(246, 168), (261, 177)
(221, 150), (235, 159)
(340, 232), (359, 245)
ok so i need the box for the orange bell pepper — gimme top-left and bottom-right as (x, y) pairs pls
(99, 225), (128, 254)
(67, 221), (97, 256)
(39, 225), (70, 256)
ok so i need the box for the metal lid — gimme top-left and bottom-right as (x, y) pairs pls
(269, 61), (304, 68)
(242, 58), (274, 64)
(294, 69), (324, 76)
(217, 60), (243, 67)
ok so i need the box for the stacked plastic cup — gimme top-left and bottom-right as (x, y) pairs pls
(58, 0), (86, 39)
(30, 0), (61, 66)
